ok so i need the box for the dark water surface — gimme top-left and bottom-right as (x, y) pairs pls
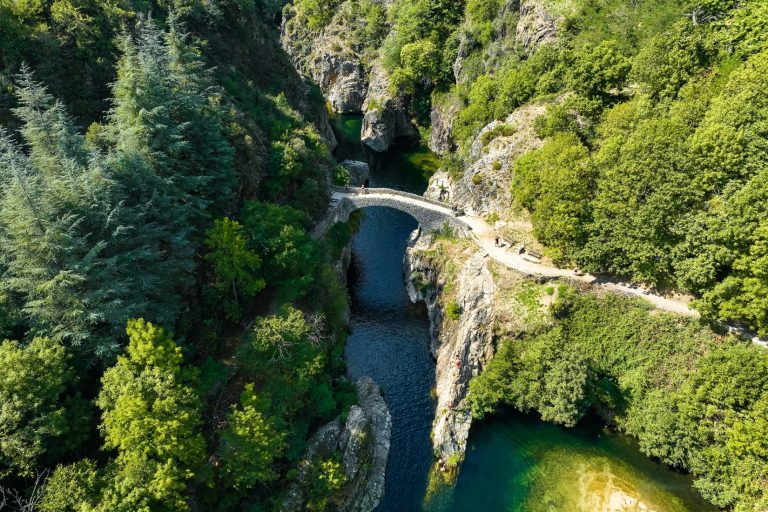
(333, 114), (714, 512)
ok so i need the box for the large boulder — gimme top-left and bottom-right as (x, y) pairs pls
(340, 160), (370, 186)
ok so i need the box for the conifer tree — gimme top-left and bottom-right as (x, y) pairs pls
(0, 68), (202, 360)
(109, 16), (235, 235)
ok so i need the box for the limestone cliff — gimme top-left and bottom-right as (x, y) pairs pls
(361, 63), (417, 152)
(404, 230), (554, 465)
(516, 0), (562, 52)
(281, 2), (370, 113)
(281, 377), (392, 512)
(404, 232), (497, 462)
(281, 2), (415, 153)
(429, 95), (461, 154)
(426, 99), (558, 217)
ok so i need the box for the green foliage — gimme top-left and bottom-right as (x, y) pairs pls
(261, 96), (332, 217)
(205, 217), (266, 320)
(97, 319), (206, 511)
(630, 22), (710, 101)
(480, 123), (515, 146)
(381, 0), (466, 122)
(305, 454), (347, 511)
(110, 18), (236, 228)
(441, 152), (465, 180)
(237, 305), (337, 460)
(0, 19), (241, 360)
(0, 2), (346, 510)
(41, 459), (103, 512)
(566, 40), (631, 98)
(468, 292), (768, 510)
(242, 200), (321, 300)
(292, 0), (342, 30)
(390, 39), (442, 96)
(0, 337), (86, 478)
(512, 133), (592, 263)
(219, 384), (286, 490)
(445, 301), (461, 320)
(464, 0), (501, 46)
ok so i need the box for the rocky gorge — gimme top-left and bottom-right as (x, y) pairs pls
(404, 231), (499, 464)
(280, 1), (416, 154)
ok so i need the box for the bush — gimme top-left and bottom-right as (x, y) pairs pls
(480, 123), (516, 146)
(445, 301), (461, 320)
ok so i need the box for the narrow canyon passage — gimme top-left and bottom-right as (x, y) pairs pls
(334, 115), (713, 512)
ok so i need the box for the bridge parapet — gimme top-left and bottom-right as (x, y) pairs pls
(330, 187), (453, 210)
(314, 187), (467, 238)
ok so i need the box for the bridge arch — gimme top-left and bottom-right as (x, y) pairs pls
(314, 187), (468, 238)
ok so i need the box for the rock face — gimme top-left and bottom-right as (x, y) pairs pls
(315, 98), (339, 151)
(429, 97), (461, 154)
(282, 4), (415, 153)
(404, 232), (497, 460)
(516, 0), (561, 52)
(426, 99), (556, 216)
(322, 58), (369, 113)
(281, 3), (369, 114)
(281, 377), (392, 512)
(361, 64), (417, 152)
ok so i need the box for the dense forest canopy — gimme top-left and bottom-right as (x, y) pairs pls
(0, 1), (357, 510)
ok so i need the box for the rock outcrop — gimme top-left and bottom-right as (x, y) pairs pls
(281, 3), (369, 114)
(429, 96), (461, 154)
(426, 99), (557, 216)
(282, 377), (392, 512)
(340, 160), (370, 186)
(452, 0), (560, 83)
(361, 64), (417, 152)
(516, 0), (561, 52)
(404, 232), (497, 461)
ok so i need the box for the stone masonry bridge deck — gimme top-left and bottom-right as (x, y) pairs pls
(314, 187), (467, 238)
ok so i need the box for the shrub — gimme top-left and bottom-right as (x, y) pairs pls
(480, 123), (516, 146)
(445, 301), (461, 320)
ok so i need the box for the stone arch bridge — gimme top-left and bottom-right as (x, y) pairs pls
(313, 187), (468, 238)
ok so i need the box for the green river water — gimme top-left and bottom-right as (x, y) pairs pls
(331, 113), (717, 512)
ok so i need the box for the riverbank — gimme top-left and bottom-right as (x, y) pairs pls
(328, 114), (723, 512)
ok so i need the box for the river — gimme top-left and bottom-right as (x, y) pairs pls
(331, 114), (716, 512)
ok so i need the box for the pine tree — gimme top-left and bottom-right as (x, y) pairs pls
(0, 70), (117, 353)
(109, 16), (235, 235)
(0, 68), (201, 361)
